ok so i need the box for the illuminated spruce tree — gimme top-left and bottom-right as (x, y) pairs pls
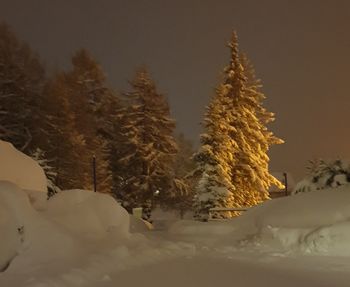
(194, 32), (283, 219)
(240, 52), (284, 199)
(115, 68), (177, 219)
(224, 32), (283, 206)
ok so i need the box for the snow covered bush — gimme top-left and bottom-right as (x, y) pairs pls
(193, 165), (234, 221)
(293, 159), (350, 194)
(30, 148), (60, 198)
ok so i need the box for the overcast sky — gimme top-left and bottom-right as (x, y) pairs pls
(1, 0), (350, 180)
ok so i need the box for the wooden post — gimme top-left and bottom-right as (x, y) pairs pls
(93, 155), (97, 192)
(283, 172), (288, 196)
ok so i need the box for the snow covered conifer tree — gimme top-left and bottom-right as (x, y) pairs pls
(30, 148), (61, 197)
(193, 88), (237, 220)
(114, 68), (177, 219)
(0, 22), (46, 152)
(224, 32), (283, 205)
(64, 49), (115, 192)
(44, 73), (89, 190)
(194, 32), (283, 219)
(166, 133), (196, 218)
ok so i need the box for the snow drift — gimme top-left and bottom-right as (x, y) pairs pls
(0, 181), (194, 286)
(0, 181), (30, 271)
(170, 186), (350, 256)
(0, 181), (80, 272)
(0, 140), (47, 193)
(45, 190), (130, 240)
(0, 180), (132, 271)
(226, 186), (350, 255)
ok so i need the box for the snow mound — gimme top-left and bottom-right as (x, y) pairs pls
(0, 181), (80, 272)
(168, 186), (350, 256)
(0, 181), (31, 271)
(0, 182), (195, 286)
(0, 182), (132, 275)
(228, 186), (350, 256)
(45, 190), (130, 240)
(0, 140), (47, 193)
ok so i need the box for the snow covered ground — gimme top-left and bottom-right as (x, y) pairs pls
(2, 140), (350, 287)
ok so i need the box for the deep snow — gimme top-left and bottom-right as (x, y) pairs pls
(2, 140), (350, 287)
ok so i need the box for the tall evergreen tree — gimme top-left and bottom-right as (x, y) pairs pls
(193, 86), (237, 220)
(114, 68), (177, 219)
(225, 32), (283, 205)
(194, 32), (283, 220)
(0, 22), (46, 153)
(0, 22), (60, 195)
(59, 49), (115, 192)
(170, 133), (197, 218)
(42, 73), (88, 190)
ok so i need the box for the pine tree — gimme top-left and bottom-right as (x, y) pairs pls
(193, 87), (237, 220)
(48, 50), (118, 193)
(44, 73), (89, 190)
(194, 31), (283, 220)
(60, 49), (115, 192)
(0, 22), (60, 196)
(30, 148), (61, 197)
(114, 68), (177, 219)
(224, 32), (283, 205)
(166, 133), (196, 218)
(0, 22), (46, 153)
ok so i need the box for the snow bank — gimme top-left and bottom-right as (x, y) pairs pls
(0, 146), (198, 286)
(0, 181), (133, 274)
(45, 190), (130, 240)
(0, 140), (47, 193)
(0, 181), (78, 272)
(168, 186), (350, 256)
(0, 181), (30, 271)
(0, 183), (195, 286)
(228, 186), (350, 255)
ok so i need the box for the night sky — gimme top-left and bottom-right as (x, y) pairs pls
(1, 0), (350, 180)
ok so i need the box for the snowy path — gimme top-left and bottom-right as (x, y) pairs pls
(2, 228), (350, 287)
(96, 229), (350, 287)
(100, 253), (350, 287)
